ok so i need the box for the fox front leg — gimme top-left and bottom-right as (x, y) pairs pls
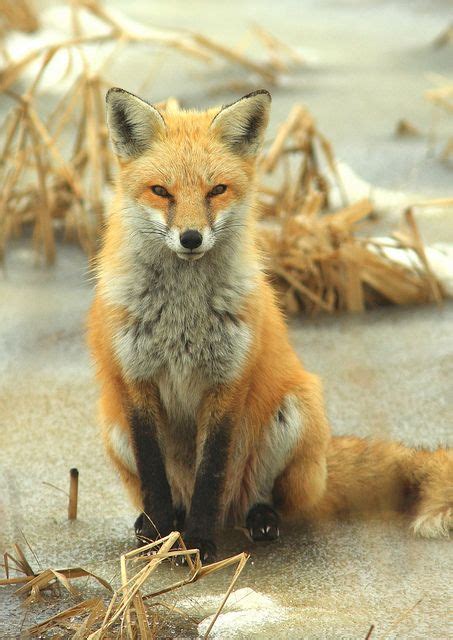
(130, 408), (175, 544)
(183, 417), (232, 563)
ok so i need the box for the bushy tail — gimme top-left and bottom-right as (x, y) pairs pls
(312, 436), (453, 538)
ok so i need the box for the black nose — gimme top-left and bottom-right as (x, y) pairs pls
(180, 229), (203, 250)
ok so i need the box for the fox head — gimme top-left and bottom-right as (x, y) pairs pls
(106, 88), (271, 261)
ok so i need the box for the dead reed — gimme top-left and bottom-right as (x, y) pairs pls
(2, 535), (249, 638)
(1, 543), (113, 603)
(257, 105), (444, 314)
(68, 467), (79, 520)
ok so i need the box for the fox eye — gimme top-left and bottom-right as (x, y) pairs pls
(208, 184), (227, 197)
(151, 185), (171, 198)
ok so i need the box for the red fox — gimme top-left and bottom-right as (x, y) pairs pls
(88, 88), (452, 561)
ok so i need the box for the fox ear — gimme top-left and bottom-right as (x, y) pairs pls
(106, 87), (166, 159)
(211, 90), (271, 156)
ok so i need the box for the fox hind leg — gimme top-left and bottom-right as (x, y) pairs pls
(244, 384), (329, 539)
(272, 388), (329, 520)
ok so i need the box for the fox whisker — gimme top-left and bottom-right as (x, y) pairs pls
(213, 221), (246, 235)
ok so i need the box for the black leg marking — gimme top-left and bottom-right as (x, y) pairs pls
(130, 408), (174, 545)
(183, 418), (232, 563)
(174, 506), (186, 531)
(246, 503), (280, 542)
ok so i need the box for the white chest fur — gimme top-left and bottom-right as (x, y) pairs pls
(105, 244), (255, 423)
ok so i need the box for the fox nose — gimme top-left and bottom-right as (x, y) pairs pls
(180, 229), (203, 250)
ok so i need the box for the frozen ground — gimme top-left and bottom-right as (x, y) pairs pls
(1, 0), (453, 638)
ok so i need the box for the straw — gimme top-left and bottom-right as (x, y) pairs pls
(3, 534), (249, 638)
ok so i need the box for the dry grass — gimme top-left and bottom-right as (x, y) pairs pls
(82, 0), (303, 80)
(257, 105), (444, 314)
(1, 543), (113, 606)
(0, 0), (302, 92)
(0, 60), (107, 261)
(2, 535), (249, 638)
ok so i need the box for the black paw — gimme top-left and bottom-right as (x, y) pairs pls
(134, 513), (144, 536)
(135, 509), (186, 535)
(134, 513), (172, 548)
(182, 535), (217, 564)
(246, 503), (280, 542)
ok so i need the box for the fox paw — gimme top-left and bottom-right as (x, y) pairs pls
(181, 535), (217, 564)
(133, 513), (172, 548)
(134, 513), (145, 536)
(246, 503), (280, 542)
(134, 508), (186, 546)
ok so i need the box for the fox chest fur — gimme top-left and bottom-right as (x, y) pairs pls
(109, 247), (254, 425)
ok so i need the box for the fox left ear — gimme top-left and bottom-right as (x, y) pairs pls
(106, 87), (166, 160)
(211, 90), (271, 156)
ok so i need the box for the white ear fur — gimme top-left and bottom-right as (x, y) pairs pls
(106, 87), (166, 159)
(210, 90), (271, 156)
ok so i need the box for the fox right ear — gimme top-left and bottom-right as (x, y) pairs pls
(211, 90), (271, 157)
(106, 88), (166, 160)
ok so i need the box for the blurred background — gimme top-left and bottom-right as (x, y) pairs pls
(0, 1), (452, 638)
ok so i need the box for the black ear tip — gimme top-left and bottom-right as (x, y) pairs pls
(105, 87), (128, 103)
(244, 89), (272, 102)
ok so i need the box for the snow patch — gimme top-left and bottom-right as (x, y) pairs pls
(197, 588), (287, 638)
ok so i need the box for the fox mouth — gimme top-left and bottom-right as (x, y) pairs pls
(177, 251), (205, 261)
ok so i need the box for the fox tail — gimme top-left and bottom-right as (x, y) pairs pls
(310, 435), (452, 538)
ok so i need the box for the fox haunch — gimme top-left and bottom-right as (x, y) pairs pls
(88, 88), (452, 561)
